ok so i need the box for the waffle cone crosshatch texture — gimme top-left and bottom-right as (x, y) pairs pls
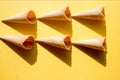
(0, 1), (120, 80)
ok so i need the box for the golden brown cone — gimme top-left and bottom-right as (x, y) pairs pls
(37, 7), (71, 21)
(36, 35), (71, 50)
(2, 10), (37, 24)
(72, 37), (106, 51)
(0, 35), (35, 50)
(72, 7), (105, 20)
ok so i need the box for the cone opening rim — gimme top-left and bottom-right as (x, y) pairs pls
(63, 35), (71, 50)
(101, 37), (106, 51)
(23, 35), (34, 50)
(100, 7), (105, 17)
(26, 10), (37, 24)
(63, 7), (72, 21)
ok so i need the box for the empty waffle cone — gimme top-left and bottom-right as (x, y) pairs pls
(2, 10), (37, 24)
(72, 7), (105, 20)
(0, 35), (35, 50)
(72, 37), (106, 51)
(37, 7), (71, 21)
(36, 35), (71, 50)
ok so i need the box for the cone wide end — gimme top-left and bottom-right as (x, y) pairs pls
(63, 35), (71, 50)
(26, 10), (37, 24)
(63, 7), (72, 21)
(23, 35), (35, 50)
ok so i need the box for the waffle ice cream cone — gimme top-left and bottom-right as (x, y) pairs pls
(37, 7), (71, 21)
(0, 35), (35, 50)
(72, 37), (106, 51)
(36, 35), (71, 50)
(2, 10), (37, 24)
(72, 7), (105, 20)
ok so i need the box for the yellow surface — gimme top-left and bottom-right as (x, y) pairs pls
(0, 1), (120, 80)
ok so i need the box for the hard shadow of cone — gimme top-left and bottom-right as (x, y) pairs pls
(37, 42), (72, 67)
(0, 39), (38, 65)
(2, 22), (37, 38)
(38, 20), (73, 37)
(73, 18), (106, 36)
(73, 45), (107, 67)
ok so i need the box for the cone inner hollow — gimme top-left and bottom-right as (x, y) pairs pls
(64, 7), (71, 20)
(27, 11), (36, 24)
(64, 36), (71, 50)
(23, 36), (34, 49)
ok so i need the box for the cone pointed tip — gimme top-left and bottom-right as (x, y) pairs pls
(1, 20), (5, 22)
(37, 17), (44, 20)
(71, 15), (76, 17)
(0, 36), (5, 40)
(71, 42), (75, 45)
(71, 42), (80, 45)
(35, 39), (44, 43)
(35, 39), (39, 42)
(1, 18), (9, 23)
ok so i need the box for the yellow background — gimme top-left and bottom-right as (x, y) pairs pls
(0, 1), (120, 80)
